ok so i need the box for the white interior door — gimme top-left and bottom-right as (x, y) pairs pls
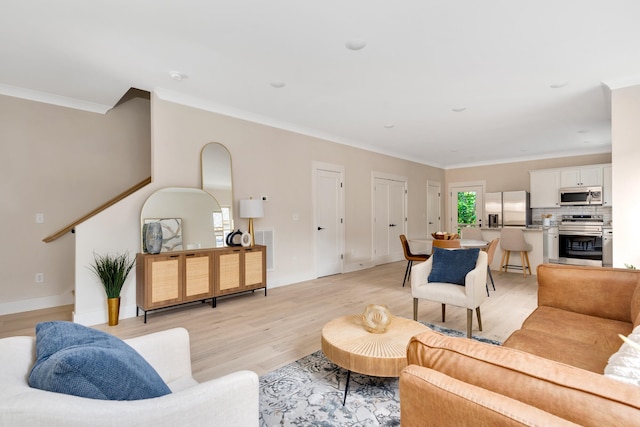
(314, 167), (344, 277)
(373, 177), (406, 264)
(427, 182), (441, 235)
(449, 184), (484, 233)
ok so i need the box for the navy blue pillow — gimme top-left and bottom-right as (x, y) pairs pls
(428, 247), (480, 285)
(28, 321), (171, 400)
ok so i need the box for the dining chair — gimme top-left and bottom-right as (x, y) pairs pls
(460, 227), (484, 240)
(431, 239), (461, 252)
(399, 235), (429, 287)
(485, 238), (500, 295)
(411, 248), (488, 338)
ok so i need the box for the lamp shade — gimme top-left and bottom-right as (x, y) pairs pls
(239, 199), (264, 219)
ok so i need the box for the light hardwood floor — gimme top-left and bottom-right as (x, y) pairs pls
(0, 261), (538, 383)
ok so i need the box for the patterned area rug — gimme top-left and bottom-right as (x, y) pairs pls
(259, 322), (500, 426)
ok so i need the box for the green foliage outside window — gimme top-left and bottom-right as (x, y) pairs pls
(457, 192), (477, 225)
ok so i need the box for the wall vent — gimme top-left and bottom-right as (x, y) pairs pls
(254, 229), (274, 271)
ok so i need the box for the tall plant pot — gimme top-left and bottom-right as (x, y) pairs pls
(107, 297), (121, 326)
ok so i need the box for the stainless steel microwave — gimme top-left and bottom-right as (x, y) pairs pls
(559, 186), (603, 206)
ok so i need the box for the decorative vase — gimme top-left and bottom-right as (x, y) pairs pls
(107, 297), (120, 326)
(145, 222), (163, 254)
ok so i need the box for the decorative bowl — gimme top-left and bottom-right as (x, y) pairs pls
(431, 232), (460, 240)
(362, 304), (393, 333)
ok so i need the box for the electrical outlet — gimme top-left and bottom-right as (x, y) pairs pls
(35, 273), (44, 283)
(261, 195), (269, 202)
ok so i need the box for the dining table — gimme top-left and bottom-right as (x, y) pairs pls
(408, 238), (489, 254)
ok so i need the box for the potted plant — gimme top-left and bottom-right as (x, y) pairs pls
(89, 252), (135, 326)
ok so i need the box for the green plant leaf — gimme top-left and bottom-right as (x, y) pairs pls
(89, 252), (135, 299)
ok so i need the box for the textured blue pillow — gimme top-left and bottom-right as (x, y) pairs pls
(428, 247), (480, 285)
(28, 321), (171, 400)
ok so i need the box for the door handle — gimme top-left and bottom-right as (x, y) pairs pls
(317, 227), (325, 231)
(389, 224), (397, 227)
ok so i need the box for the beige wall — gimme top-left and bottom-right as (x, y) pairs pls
(611, 84), (640, 268)
(0, 95), (150, 315)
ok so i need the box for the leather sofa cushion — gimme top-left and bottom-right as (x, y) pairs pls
(400, 365), (580, 427)
(406, 330), (640, 426)
(537, 264), (639, 323)
(503, 329), (616, 373)
(514, 306), (632, 369)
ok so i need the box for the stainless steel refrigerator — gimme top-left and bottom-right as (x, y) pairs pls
(484, 191), (531, 227)
(485, 192), (502, 227)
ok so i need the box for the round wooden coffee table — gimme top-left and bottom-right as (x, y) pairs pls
(321, 313), (429, 404)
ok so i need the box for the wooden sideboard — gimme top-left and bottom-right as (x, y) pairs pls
(136, 245), (267, 322)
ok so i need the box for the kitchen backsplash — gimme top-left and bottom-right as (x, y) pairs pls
(531, 206), (612, 226)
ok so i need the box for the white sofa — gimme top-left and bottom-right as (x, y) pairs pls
(0, 327), (259, 427)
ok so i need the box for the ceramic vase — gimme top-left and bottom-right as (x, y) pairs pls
(107, 297), (120, 326)
(145, 222), (163, 254)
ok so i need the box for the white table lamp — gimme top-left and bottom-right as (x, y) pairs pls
(239, 198), (264, 246)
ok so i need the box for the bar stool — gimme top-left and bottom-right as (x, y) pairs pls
(500, 228), (532, 277)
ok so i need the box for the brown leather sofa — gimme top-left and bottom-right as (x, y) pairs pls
(399, 264), (640, 426)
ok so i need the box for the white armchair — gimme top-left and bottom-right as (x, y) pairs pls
(0, 327), (259, 427)
(411, 250), (488, 338)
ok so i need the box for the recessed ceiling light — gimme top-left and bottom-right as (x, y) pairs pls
(270, 81), (286, 88)
(452, 107), (466, 112)
(169, 71), (187, 81)
(550, 82), (568, 89)
(384, 124), (395, 129)
(577, 129), (589, 134)
(345, 38), (367, 51)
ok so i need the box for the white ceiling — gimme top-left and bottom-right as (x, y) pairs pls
(2, 1), (639, 168)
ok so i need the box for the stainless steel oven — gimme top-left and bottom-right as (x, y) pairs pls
(558, 215), (603, 267)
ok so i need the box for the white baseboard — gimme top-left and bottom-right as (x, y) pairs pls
(344, 261), (375, 273)
(73, 303), (138, 326)
(0, 291), (74, 316)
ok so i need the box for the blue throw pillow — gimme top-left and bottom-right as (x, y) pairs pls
(428, 247), (480, 285)
(28, 321), (171, 400)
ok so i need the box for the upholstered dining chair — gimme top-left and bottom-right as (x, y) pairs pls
(411, 248), (488, 338)
(431, 239), (461, 252)
(400, 235), (429, 287)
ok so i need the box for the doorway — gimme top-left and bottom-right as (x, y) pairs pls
(313, 162), (345, 277)
(373, 174), (407, 265)
(449, 183), (485, 234)
(427, 181), (441, 236)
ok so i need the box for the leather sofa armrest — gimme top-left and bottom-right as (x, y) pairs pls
(536, 264), (640, 322)
(400, 365), (580, 427)
(406, 330), (640, 426)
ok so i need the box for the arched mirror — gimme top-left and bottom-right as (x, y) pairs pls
(140, 187), (223, 251)
(201, 142), (234, 240)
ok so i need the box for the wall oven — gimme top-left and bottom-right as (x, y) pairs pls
(558, 215), (604, 267)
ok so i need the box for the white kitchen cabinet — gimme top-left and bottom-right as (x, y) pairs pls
(545, 227), (559, 262)
(530, 170), (560, 208)
(560, 166), (603, 187)
(603, 165), (612, 206)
